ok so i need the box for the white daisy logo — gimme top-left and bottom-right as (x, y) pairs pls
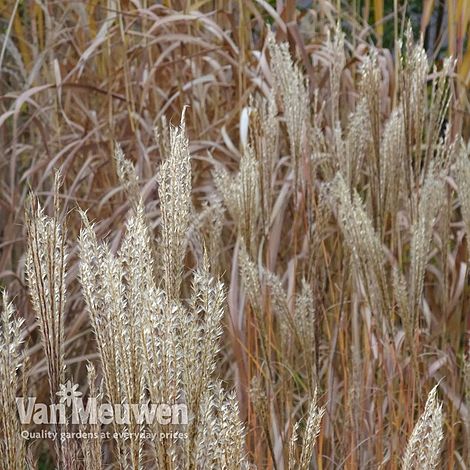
(56, 381), (83, 407)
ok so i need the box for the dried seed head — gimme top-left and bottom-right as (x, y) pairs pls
(403, 385), (444, 470)
(0, 290), (26, 470)
(157, 109), (192, 298)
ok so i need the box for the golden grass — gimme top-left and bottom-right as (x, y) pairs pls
(0, 1), (469, 469)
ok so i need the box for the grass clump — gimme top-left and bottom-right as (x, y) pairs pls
(0, 2), (469, 469)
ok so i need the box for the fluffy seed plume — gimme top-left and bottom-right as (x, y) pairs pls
(408, 171), (444, 322)
(214, 146), (261, 253)
(267, 30), (309, 187)
(216, 385), (249, 469)
(115, 142), (141, 211)
(289, 389), (325, 470)
(24, 172), (73, 468)
(402, 385), (444, 470)
(79, 190), (156, 469)
(182, 253), (225, 465)
(157, 108), (192, 299)
(330, 174), (391, 325)
(0, 290), (26, 470)
(25, 173), (67, 399)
